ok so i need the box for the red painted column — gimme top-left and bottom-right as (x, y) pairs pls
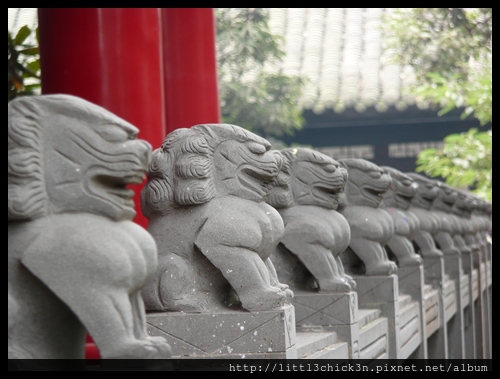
(161, 8), (221, 133)
(37, 8), (166, 229)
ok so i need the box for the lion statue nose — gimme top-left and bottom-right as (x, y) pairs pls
(138, 140), (153, 166)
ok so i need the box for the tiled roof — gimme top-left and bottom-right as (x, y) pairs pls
(267, 8), (423, 114)
(9, 8), (425, 115)
(8, 8), (38, 42)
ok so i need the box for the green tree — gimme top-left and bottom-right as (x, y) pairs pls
(383, 8), (492, 202)
(216, 8), (307, 140)
(8, 12), (41, 101)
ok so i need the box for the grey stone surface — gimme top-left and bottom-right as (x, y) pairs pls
(423, 284), (441, 337)
(398, 293), (422, 359)
(337, 158), (398, 276)
(295, 332), (349, 359)
(267, 148), (354, 293)
(398, 265), (427, 359)
(146, 304), (297, 359)
(354, 275), (400, 359)
(380, 166), (423, 267)
(266, 148), (359, 358)
(380, 167), (426, 358)
(405, 173), (444, 259)
(358, 309), (389, 359)
(430, 182), (464, 359)
(405, 173), (448, 358)
(468, 197), (492, 359)
(8, 94), (172, 359)
(430, 181), (461, 256)
(140, 123), (292, 313)
(293, 291), (360, 359)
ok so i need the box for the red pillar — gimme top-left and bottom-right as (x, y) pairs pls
(37, 8), (166, 229)
(161, 8), (221, 133)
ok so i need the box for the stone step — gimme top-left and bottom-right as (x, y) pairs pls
(302, 340), (349, 359)
(359, 315), (389, 360)
(399, 300), (421, 359)
(399, 300), (420, 329)
(358, 308), (381, 329)
(423, 286), (440, 337)
(295, 331), (348, 359)
(398, 293), (413, 309)
(460, 274), (470, 307)
(423, 284), (434, 294)
(443, 278), (457, 322)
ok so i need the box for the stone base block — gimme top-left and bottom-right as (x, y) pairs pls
(146, 304), (296, 359)
(423, 284), (441, 337)
(354, 275), (400, 359)
(292, 291), (359, 358)
(398, 295), (422, 359)
(358, 310), (389, 360)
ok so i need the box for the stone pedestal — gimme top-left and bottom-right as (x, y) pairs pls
(293, 291), (359, 358)
(461, 249), (476, 358)
(422, 256), (448, 358)
(353, 275), (399, 359)
(398, 265), (426, 359)
(473, 250), (491, 358)
(442, 254), (465, 359)
(146, 304), (297, 359)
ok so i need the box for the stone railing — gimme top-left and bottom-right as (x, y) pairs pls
(8, 95), (492, 368)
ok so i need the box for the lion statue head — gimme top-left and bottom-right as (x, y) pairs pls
(8, 95), (171, 360)
(381, 166), (418, 211)
(9, 94), (151, 222)
(405, 173), (439, 211)
(141, 123), (281, 216)
(268, 147), (348, 210)
(337, 158), (392, 209)
(141, 123), (292, 313)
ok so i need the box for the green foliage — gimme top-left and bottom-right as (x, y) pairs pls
(383, 8), (492, 201)
(216, 8), (307, 139)
(416, 128), (492, 202)
(8, 23), (41, 101)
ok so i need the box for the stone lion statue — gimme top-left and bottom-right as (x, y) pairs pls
(380, 166), (423, 267)
(140, 123), (292, 313)
(267, 147), (355, 293)
(430, 180), (462, 256)
(405, 173), (443, 258)
(8, 95), (171, 359)
(336, 158), (398, 276)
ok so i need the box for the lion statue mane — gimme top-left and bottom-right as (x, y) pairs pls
(8, 94), (171, 359)
(140, 123), (293, 313)
(267, 147), (355, 293)
(336, 158), (398, 276)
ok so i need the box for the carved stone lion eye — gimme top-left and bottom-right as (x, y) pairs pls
(401, 178), (412, 186)
(246, 142), (267, 154)
(99, 124), (134, 142)
(323, 164), (337, 173)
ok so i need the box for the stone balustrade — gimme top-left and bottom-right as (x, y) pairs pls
(8, 96), (492, 367)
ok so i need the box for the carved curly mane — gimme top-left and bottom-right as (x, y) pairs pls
(141, 123), (272, 216)
(8, 98), (48, 221)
